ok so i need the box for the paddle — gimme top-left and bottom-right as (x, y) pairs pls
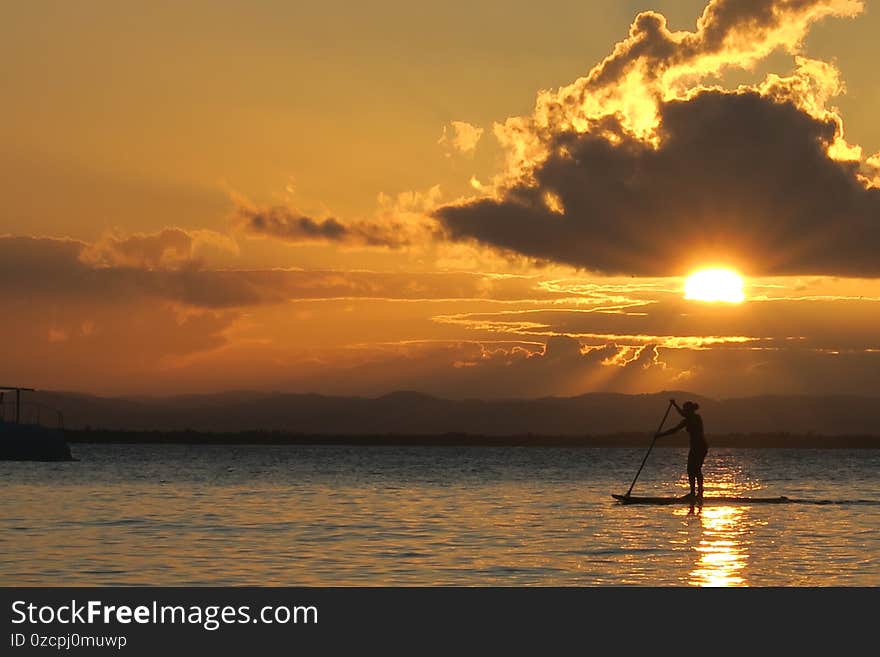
(623, 400), (674, 497)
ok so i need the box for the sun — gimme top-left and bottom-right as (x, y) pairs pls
(684, 268), (745, 303)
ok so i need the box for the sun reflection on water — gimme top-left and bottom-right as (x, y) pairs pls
(674, 469), (755, 587)
(689, 505), (748, 587)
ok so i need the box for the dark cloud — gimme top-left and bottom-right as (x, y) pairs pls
(244, 209), (347, 240)
(437, 90), (880, 276)
(436, 0), (875, 277)
(0, 235), (585, 309)
(86, 229), (194, 268)
(237, 204), (410, 248)
(0, 235), (270, 308)
(80, 228), (238, 269)
(0, 236), (84, 282)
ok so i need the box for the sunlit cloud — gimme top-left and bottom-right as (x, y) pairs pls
(491, 0), (864, 175)
(865, 152), (880, 188)
(431, 309), (759, 349)
(436, 0), (880, 277)
(438, 121), (484, 157)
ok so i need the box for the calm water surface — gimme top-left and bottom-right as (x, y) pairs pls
(2, 445), (878, 586)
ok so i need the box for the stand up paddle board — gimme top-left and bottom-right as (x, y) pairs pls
(613, 494), (790, 505)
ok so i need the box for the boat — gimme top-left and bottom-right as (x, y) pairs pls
(613, 494), (790, 505)
(0, 386), (74, 461)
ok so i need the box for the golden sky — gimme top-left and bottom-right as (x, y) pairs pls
(2, 0), (880, 397)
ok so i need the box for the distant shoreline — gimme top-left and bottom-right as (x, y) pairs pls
(64, 429), (880, 449)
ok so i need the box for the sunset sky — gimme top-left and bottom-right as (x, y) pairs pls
(3, 0), (880, 398)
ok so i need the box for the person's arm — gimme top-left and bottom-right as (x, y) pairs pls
(670, 398), (684, 417)
(656, 419), (686, 438)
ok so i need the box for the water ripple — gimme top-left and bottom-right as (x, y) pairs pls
(1, 445), (877, 586)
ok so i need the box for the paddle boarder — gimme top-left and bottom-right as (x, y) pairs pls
(655, 399), (707, 499)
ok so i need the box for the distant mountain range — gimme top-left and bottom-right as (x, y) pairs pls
(22, 389), (880, 436)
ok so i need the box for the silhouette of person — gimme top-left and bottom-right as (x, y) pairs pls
(656, 399), (708, 500)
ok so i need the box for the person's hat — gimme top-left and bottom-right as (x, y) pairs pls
(682, 401), (699, 412)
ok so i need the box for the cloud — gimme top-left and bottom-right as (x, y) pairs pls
(865, 152), (880, 187)
(234, 184), (431, 249)
(231, 185), (468, 259)
(438, 121), (484, 157)
(227, 179), (449, 253)
(0, 237), (240, 392)
(7, 233), (880, 397)
(0, 234), (585, 310)
(260, 333), (880, 399)
(80, 228), (239, 269)
(434, 0), (879, 277)
(585, 0), (862, 94)
(440, 89), (880, 275)
(431, 291), (880, 353)
(493, 0), (862, 165)
(439, 337), (669, 397)
(0, 234), (270, 308)
(266, 336), (671, 399)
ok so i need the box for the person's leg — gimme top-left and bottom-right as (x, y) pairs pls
(687, 450), (697, 496)
(696, 450), (706, 498)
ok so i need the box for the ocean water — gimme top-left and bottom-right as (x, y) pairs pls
(1, 445), (878, 586)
